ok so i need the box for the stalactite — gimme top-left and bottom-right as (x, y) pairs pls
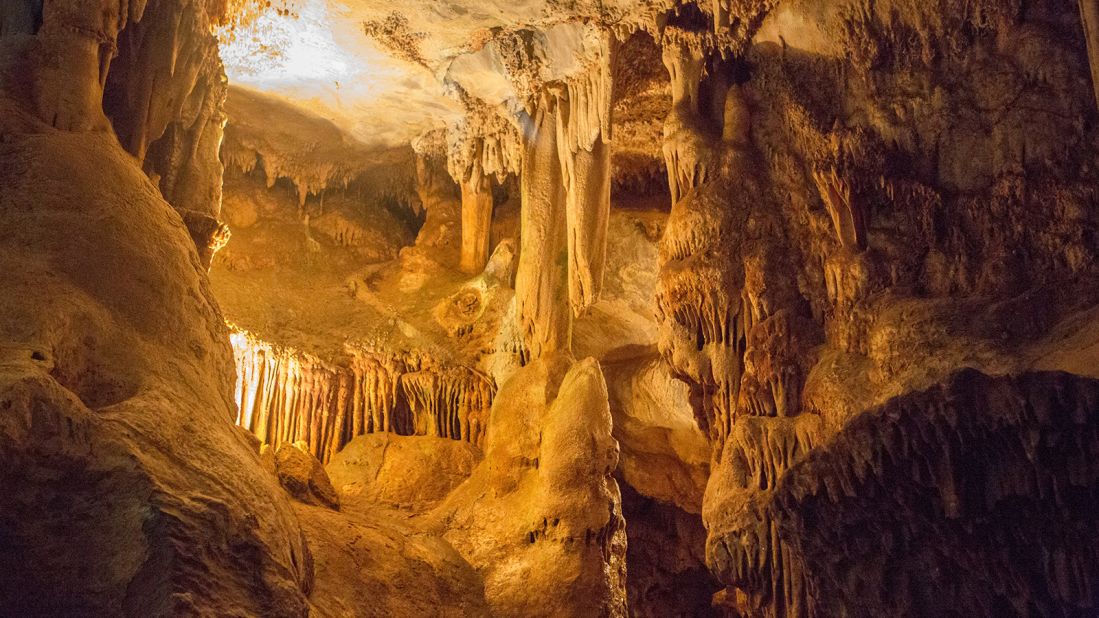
(512, 25), (615, 359)
(812, 167), (867, 251)
(88, 0), (232, 267)
(707, 414), (823, 618)
(229, 327), (495, 463)
(660, 29), (719, 207)
(459, 152), (495, 274)
(651, 30), (832, 618)
(515, 90), (571, 360)
(400, 368), (492, 448)
(410, 140), (464, 261)
(221, 88), (417, 213)
(557, 32), (614, 316)
(104, 0), (220, 165)
(445, 92), (523, 184)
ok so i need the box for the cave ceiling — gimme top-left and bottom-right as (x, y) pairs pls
(218, 0), (678, 145)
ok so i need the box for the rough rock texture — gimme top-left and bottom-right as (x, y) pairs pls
(296, 503), (490, 617)
(222, 85), (416, 209)
(768, 369), (1099, 617)
(621, 483), (721, 617)
(10, 0), (1099, 616)
(0, 102), (312, 615)
(605, 355), (709, 514)
(641, 2), (1099, 616)
(274, 442), (341, 510)
(103, 0), (228, 219)
(327, 433), (482, 513)
(428, 356), (628, 616)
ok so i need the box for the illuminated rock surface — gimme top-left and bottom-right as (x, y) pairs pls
(4, 0), (1099, 616)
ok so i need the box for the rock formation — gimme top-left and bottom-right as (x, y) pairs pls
(0, 92), (312, 616)
(5, 0), (1099, 616)
(427, 356), (628, 616)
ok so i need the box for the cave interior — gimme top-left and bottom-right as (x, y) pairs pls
(3, 0), (1099, 616)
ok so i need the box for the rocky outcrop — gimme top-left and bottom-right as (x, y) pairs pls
(0, 98), (311, 615)
(428, 356), (628, 616)
(605, 355), (710, 514)
(274, 442), (341, 510)
(771, 370), (1099, 617)
(103, 0), (229, 236)
(327, 433), (481, 514)
(640, 1), (1099, 616)
(0, 0), (235, 268)
(296, 503), (490, 617)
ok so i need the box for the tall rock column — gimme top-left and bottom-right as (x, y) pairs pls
(655, 30), (739, 442)
(653, 27), (826, 617)
(515, 91), (572, 360)
(514, 30), (614, 360)
(459, 150), (495, 274)
(446, 96), (522, 275)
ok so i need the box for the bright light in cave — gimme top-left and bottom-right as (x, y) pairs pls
(219, 1), (353, 86)
(214, 0), (454, 147)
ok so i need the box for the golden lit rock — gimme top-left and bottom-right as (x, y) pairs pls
(4, 0), (1099, 615)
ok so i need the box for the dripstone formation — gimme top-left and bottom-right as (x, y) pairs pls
(2, 0), (1099, 616)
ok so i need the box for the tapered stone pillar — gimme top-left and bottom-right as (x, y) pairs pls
(515, 93), (571, 359)
(459, 157), (494, 274)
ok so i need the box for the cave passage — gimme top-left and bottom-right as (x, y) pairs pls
(3, 0), (1099, 616)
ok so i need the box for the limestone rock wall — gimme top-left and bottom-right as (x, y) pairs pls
(642, 1), (1099, 616)
(8, 0), (1099, 615)
(103, 0), (228, 226)
(773, 370), (1099, 617)
(0, 100), (312, 615)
